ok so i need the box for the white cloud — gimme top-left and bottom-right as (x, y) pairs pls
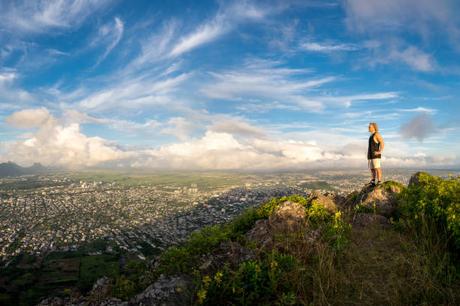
(139, 130), (333, 170)
(62, 109), (161, 134)
(200, 58), (397, 110)
(0, 70), (34, 106)
(360, 41), (437, 72)
(2, 108), (455, 169)
(77, 73), (191, 111)
(208, 117), (267, 139)
(0, 71), (17, 84)
(389, 46), (435, 72)
(343, 0), (459, 36)
(170, 17), (227, 57)
(94, 17), (124, 65)
(398, 107), (437, 114)
(0, 0), (113, 34)
(3, 108), (128, 168)
(200, 59), (334, 112)
(168, 0), (273, 58)
(160, 117), (201, 141)
(4, 107), (51, 128)
(300, 41), (359, 52)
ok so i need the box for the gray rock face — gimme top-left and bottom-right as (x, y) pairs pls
(309, 191), (338, 213)
(356, 184), (401, 217)
(246, 219), (272, 248)
(246, 200), (309, 250)
(129, 274), (193, 306)
(408, 171), (426, 187)
(268, 200), (307, 233)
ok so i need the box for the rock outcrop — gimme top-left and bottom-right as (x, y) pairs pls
(309, 191), (338, 213)
(353, 181), (404, 217)
(408, 171), (430, 187)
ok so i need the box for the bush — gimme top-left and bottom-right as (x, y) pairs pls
(257, 195), (308, 218)
(398, 172), (460, 251)
(112, 275), (137, 300)
(196, 251), (300, 305)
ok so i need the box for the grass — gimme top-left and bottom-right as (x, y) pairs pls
(333, 223), (459, 305)
(149, 184), (460, 305)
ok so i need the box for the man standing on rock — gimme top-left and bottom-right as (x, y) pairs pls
(367, 122), (384, 186)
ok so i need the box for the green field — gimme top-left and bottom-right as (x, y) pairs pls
(0, 238), (143, 306)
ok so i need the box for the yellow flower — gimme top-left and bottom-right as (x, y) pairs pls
(197, 288), (207, 304)
(203, 275), (212, 286)
(214, 271), (223, 284)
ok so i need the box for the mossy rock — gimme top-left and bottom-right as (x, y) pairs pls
(355, 180), (405, 217)
(308, 191), (338, 213)
(408, 171), (432, 187)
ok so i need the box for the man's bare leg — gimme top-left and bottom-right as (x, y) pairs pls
(376, 168), (382, 182)
(370, 169), (376, 182)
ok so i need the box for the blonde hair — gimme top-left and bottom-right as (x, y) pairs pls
(369, 122), (378, 132)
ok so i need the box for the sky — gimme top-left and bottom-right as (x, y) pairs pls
(0, 0), (459, 170)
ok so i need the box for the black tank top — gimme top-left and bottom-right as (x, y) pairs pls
(368, 132), (381, 159)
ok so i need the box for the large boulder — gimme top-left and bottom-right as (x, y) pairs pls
(309, 191), (338, 213)
(268, 200), (307, 232)
(246, 219), (272, 248)
(246, 200), (309, 250)
(408, 171), (430, 187)
(129, 274), (193, 306)
(354, 181), (404, 217)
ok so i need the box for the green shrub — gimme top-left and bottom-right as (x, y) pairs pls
(196, 251), (300, 305)
(257, 194), (308, 218)
(398, 172), (460, 251)
(307, 199), (332, 224)
(112, 275), (137, 300)
(325, 211), (351, 251)
(227, 207), (260, 239)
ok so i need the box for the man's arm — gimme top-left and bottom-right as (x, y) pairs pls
(375, 133), (384, 153)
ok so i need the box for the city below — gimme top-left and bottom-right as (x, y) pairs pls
(1, 168), (456, 266)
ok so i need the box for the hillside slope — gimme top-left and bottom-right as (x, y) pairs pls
(0, 162), (49, 177)
(37, 172), (460, 305)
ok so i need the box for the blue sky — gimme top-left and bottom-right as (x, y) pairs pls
(0, 0), (459, 170)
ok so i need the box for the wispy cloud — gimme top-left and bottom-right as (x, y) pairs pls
(200, 58), (397, 111)
(388, 46), (436, 72)
(200, 58), (333, 111)
(169, 17), (227, 57)
(398, 107), (437, 114)
(93, 17), (124, 65)
(300, 41), (359, 52)
(76, 72), (192, 111)
(359, 40), (437, 72)
(0, 70), (17, 84)
(0, 70), (34, 108)
(0, 0), (113, 34)
(169, 0), (274, 58)
(343, 0), (459, 37)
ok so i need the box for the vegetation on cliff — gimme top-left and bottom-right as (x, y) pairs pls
(35, 172), (460, 305)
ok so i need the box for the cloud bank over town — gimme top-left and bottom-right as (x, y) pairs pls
(0, 0), (459, 170)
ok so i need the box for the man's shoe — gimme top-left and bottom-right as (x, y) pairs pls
(367, 180), (376, 187)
